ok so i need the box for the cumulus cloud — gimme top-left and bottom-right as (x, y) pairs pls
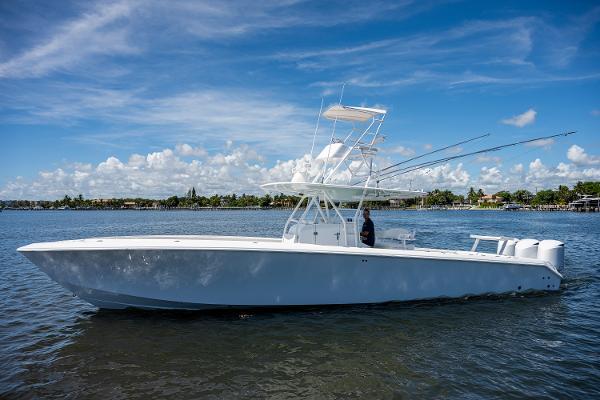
(479, 166), (503, 187)
(175, 143), (208, 158)
(0, 143), (478, 199)
(511, 163), (524, 173)
(524, 157), (600, 188)
(501, 108), (537, 127)
(0, 144), (283, 199)
(567, 144), (600, 165)
(3, 143), (600, 199)
(384, 162), (471, 191)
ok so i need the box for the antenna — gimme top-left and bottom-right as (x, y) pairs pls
(310, 97), (324, 158)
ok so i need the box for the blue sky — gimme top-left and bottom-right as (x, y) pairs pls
(1, 0), (599, 199)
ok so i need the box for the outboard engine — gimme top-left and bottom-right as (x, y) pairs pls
(515, 238), (539, 259)
(538, 240), (565, 270)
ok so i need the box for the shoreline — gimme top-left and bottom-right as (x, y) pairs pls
(1, 207), (595, 212)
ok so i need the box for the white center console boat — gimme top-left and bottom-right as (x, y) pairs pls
(18, 103), (564, 310)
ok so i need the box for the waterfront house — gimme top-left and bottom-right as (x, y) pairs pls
(569, 195), (600, 212)
(122, 201), (137, 209)
(478, 194), (503, 205)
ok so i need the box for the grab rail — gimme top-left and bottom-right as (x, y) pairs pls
(470, 234), (518, 253)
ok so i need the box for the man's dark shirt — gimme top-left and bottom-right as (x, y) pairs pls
(361, 218), (375, 247)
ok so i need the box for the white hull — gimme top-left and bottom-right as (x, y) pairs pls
(18, 235), (562, 310)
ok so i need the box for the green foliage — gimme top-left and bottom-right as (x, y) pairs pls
(495, 191), (512, 203)
(465, 187), (486, 204)
(512, 189), (533, 205)
(164, 196), (179, 208)
(531, 189), (556, 206)
(426, 189), (462, 206)
(557, 185), (575, 205)
(573, 181), (600, 197)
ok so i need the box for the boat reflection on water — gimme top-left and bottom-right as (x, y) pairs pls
(18, 294), (568, 398)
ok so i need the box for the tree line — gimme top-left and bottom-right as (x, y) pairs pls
(0, 191), (300, 210)
(421, 181), (600, 207)
(1, 181), (599, 209)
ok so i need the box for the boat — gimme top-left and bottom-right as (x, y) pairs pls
(504, 203), (522, 211)
(18, 103), (565, 310)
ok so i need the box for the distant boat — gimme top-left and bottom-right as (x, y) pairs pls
(504, 203), (522, 211)
(18, 102), (564, 310)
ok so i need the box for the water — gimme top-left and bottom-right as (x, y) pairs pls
(1, 210), (599, 399)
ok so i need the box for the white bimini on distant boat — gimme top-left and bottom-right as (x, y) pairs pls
(18, 103), (565, 310)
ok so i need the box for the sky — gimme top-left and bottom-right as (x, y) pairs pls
(1, 0), (599, 200)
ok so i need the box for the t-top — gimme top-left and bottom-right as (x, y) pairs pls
(361, 218), (375, 247)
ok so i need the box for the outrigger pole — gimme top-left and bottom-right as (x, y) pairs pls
(352, 133), (490, 186)
(375, 131), (576, 182)
(379, 133), (491, 173)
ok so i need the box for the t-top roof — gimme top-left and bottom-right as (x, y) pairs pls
(322, 105), (387, 122)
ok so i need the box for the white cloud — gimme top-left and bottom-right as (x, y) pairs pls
(525, 138), (554, 149)
(501, 108), (537, 127)
(287, 9), (600, 90)
(479, 166), (502, 187)
(388, 145), (415, 157)
(567, 144), (600, 166)
(0, 144), (288, 199)
(0, 0), (417, 79)
(175, 143), (208, 158)
(0, 142), (475, 199)
(423, 143), (433, 150)
(446, 146), (463, 155)
(475, 155), (502, 164)
(511, 163), (524, 173)
(2, 86), (315, 153)
(419, 163), (471, 189)
(523, 157), (600, 188)
(384, 162), (472, 191)
(591, 109), (600, 116)
(159, 1), (409, 40)
(0, 2), (136, 78)
(4, 144), (600, 199)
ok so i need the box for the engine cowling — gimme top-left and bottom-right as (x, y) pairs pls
(515, 238), (539, 259)
(538, 240), (565, 270)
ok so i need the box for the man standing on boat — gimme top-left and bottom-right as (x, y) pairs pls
(360, 208), (375, 247)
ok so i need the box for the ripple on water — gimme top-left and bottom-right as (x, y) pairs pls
(1, 210), (599, 399)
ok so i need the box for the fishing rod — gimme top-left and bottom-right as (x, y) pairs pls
(376, 131), (576, 183)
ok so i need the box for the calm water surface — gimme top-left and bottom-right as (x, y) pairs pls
(1, 210), (599, 399)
